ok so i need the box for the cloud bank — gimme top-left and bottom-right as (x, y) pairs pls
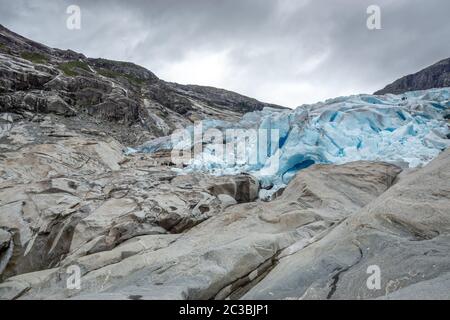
(1, 0), (449, 107)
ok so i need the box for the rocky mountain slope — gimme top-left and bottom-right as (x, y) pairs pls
(0, 26), (449, 300)
(375, 57), (450, 95)
(0, 24), (284, 146)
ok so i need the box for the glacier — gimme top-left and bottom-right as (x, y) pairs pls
(130, 88), (450, 199)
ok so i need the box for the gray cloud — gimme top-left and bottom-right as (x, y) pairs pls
(1, 0), (449, 107)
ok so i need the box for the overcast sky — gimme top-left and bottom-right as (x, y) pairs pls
(1, 0), (449, 108)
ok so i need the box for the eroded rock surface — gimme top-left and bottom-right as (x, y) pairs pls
(0, 126), (407, 299)
(1, 112), (449, 300)
(1, 24), (449, 301)
(244, 149), (450, 300)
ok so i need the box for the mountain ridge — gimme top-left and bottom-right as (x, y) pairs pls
(0, 24), (285, 146)
(375, 57), (450, 95)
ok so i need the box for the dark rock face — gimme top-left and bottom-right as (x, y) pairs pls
(375, 58), (450, 95)
(0, 113), (262, 281)
(0, 24), (286, 146)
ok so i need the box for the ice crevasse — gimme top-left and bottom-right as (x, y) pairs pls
(130, 88), (450, 199)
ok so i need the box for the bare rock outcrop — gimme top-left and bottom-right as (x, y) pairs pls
(244, 149), (450, 300)
(0, 116), (258, 281)
(1, 115), (448, 300)
(0, 138), (404, 299)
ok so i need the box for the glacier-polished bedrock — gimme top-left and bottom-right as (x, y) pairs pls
(130, 87), (450, 199)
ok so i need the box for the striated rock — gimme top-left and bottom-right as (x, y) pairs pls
(205, 174), (259, 203)
(0, 268), (58, 300)
(1, 138), (448, 300)
(377, 272), (450, 300)
(0, 156), (403, 299)
(216, 194), (237, 209)
(243, 149), (450, 300)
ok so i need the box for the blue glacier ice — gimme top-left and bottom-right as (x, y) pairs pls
(130, 88), (450, 199)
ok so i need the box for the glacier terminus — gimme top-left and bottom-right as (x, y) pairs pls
(131, 88), (450, 199)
